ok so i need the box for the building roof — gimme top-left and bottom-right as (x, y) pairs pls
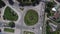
(54, 12), (60, 19)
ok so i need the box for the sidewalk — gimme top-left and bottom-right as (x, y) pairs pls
(14, 28), (21, 34)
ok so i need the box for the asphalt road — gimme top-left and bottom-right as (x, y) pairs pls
(1, 0), (45, 34)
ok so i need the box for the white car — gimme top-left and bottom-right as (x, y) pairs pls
(40, 27), (42, 30)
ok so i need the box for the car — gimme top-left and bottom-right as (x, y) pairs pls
(0, 29), (1, 32)
(40, 27), (42, 30)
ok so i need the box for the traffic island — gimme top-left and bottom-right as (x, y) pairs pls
(3, 6), (18, 21)
(24, 9), (38, 26)
(23, 31), (35, 34)
(4, 28), (14, 33)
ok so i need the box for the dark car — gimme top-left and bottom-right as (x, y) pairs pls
(8, 0), (14, 5)
(0, 29), (1, 32)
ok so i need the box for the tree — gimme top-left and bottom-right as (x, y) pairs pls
(8, 0), (14, 5)
(0, 0), (6, 8)
(8, 22), (15, 28)
(45, 7), (51, 13)
(46, 1), (56, 8)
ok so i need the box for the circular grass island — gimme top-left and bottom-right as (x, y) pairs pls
(24, 9), (38, 26)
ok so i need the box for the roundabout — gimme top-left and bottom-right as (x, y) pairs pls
(24, 9), (38, 26)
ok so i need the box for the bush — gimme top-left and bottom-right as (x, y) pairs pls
(8, 22), (15, 28)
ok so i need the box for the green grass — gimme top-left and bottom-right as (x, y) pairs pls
(24, 9), (38, 26)
(4, 28), (14, 33)
(24, 31), (35, 34)
(3, 7), (18, 21)
(46, 21), (51, 34)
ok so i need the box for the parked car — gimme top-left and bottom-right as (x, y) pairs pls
(0, 29), (1, 32)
